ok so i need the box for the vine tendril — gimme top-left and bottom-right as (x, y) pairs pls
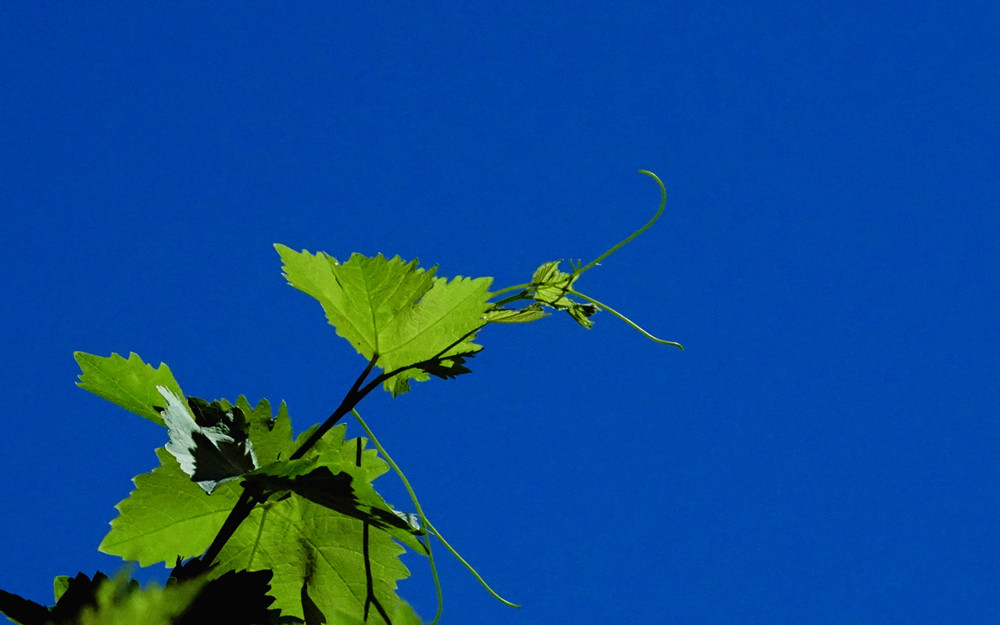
(352, 408), (521, 621)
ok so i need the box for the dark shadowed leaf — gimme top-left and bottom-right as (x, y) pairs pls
(157, 386), (259, 494)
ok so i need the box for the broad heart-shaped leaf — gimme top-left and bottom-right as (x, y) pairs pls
(100, 397), (293, 566)
(75, 352), (183, 425)
(100, 447), (243, 566)
(217, 497), (421, 625)
(215, 425), (424, 624)
(157, 387), (259, 494)
(276, 245), (493, 395)
(103, 410), (425, 624)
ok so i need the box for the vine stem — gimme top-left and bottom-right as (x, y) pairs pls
(422, 518), (521, 609)
(199, 353), (382, 568)
(199, 326), (489, 570)
(351, 409), (445, 625)
(290, 352), (380, 460)
(488, 284), (532, 300)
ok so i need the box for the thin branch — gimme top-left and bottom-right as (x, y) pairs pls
(199, 489), (257, 568)
(290, 352), (380, 460)
(360, 325), (487, 397)
(352, 409), (444, 623)
(198, 354), (381, 569)
(487, 284), (532, 302)
(197, 324), (489, 573)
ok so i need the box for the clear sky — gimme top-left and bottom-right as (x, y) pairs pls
(2, 3), (998, 624)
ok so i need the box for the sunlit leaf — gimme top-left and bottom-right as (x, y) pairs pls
(75, 352), (183, 425)
(276, 246), (492, 395)
(215, 425), (425, 623)
(100, 397), (295, 566)
(529, 260), (600, 329)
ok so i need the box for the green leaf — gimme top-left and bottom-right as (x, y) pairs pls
(76, 576), (188, 625)
(102, 407), (424, 624)
(75, 352), (183, 425)
(0, 587), (48, 625)
(53, 576), (70, 603)
(10, 569), (294, 625)
(215, 425), (424, 624)
(276, 245), (493, 395)
(245, 457), (427, 555)
(566, 301), (599, 329)
(100, 397), (294, 567)
(385, 600), (425, 625)
(157, 387), (259, 494)
(529, 261), (600, 329)
(239, 397), (294, 467)
(99, 448), (242, 566)
(51, 572), (125, 624)
(483, 303), (549, 324)
(217, 497), (416, 625)
(1, 572), (196, 625)
(414, 353), (473, 381)
(531, 260), (578, 308)
(170, 568), (299, 625)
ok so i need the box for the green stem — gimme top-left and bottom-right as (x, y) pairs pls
(489, 283), (532, 299)
(351, 409), (445, 624)
(578, 170), (668, 274)
(198, 355), (382, 570)
(488, 289), (534, 308)
(351, 409), (521, 614)
(569, 289), (683, 350)
(364, 325), (486, 397)
(416, 533), (443, 625)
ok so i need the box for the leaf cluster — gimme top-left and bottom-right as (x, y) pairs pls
(0, 171), (680, 625)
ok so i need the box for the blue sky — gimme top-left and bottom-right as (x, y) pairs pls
(1, 2), (997, 624)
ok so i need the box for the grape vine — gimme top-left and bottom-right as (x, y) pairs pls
(0, 171), (681, 625)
